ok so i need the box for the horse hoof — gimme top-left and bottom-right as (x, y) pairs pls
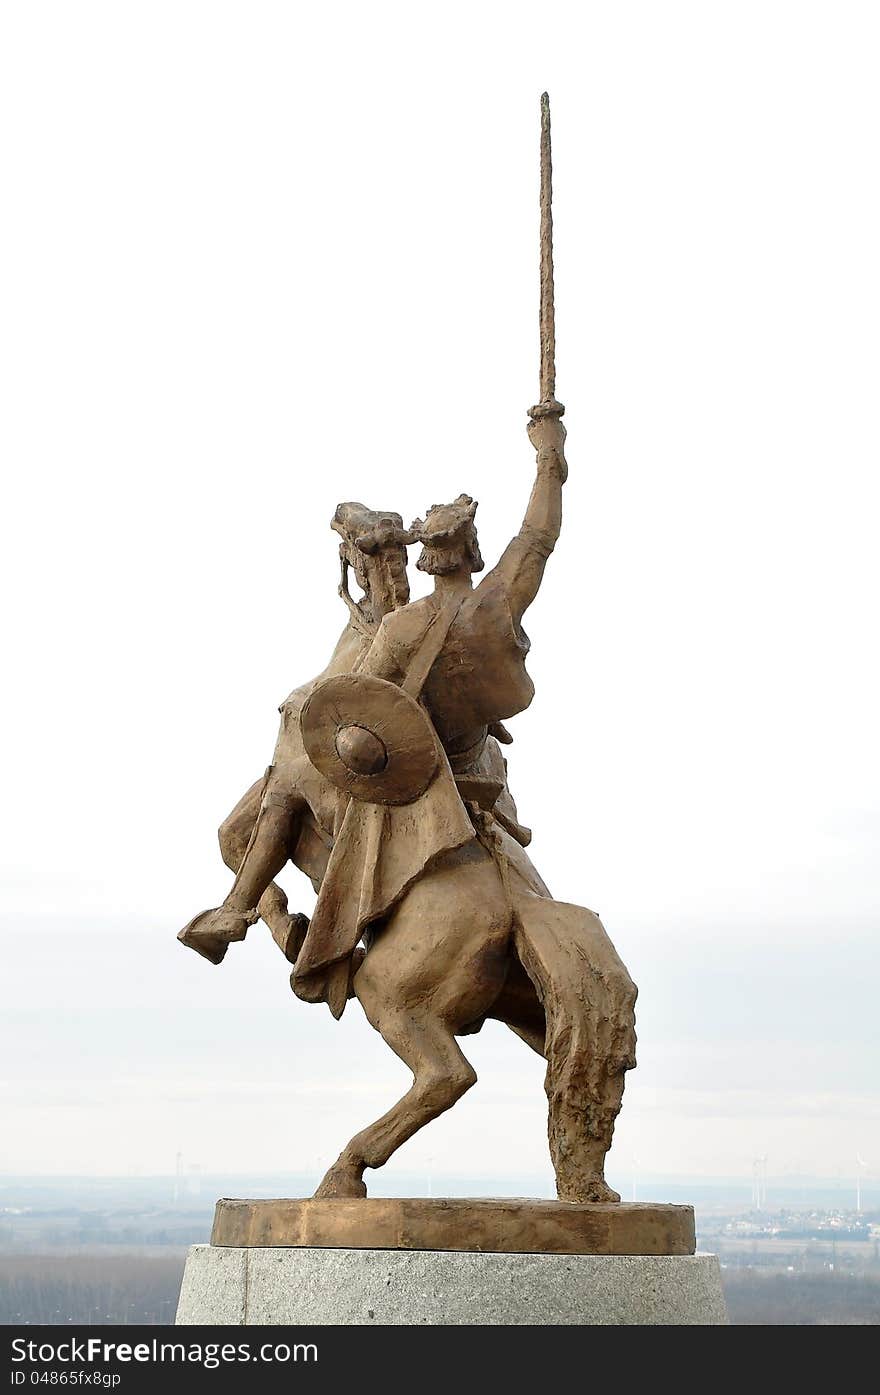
(270, 912), (310, 963)
(313, 1163), (367, 1199)
(347, 947), (366, 999)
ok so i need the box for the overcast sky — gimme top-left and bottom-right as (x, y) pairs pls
(1, 2), (878, 1191)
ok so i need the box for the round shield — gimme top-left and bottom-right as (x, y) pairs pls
(300, 673), (439, 806)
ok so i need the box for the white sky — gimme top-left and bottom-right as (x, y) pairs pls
(1, 1), (878, 1189)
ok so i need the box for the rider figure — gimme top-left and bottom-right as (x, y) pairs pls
(180, 411), (567, 993)
(177, 503), (412, 965)
(291, 411), (568, 1012)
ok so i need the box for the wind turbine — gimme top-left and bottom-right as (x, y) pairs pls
(856, 1154), (868, 1214)
(752, 1156), (768, 1210)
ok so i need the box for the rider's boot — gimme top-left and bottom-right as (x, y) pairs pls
(177, 899), (257, 965)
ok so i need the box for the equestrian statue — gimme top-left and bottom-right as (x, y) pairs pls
(178, 95), (637, 1206)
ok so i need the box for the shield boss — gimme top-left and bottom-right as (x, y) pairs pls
(301, 673), (439, 806)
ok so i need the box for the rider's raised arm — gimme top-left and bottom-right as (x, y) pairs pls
(482, 413), (567, 626)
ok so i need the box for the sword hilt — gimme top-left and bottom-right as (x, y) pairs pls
(529, 398), (565, 420)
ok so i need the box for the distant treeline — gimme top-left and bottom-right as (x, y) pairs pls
(0, 1254), (185, 1325)
(722, 1271), (880, 1325)
(767, 1227), (871, 1242)
(1, 1255), (879, 1325)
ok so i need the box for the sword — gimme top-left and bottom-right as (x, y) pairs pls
(531, 92), (565, 420)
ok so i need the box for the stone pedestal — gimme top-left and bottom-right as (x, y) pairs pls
(175, 1199), (728, 1326)
(176, 1246), (727, 1325)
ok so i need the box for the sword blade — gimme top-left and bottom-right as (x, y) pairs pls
(539, 92), (555, 406)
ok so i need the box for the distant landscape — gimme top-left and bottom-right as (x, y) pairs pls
(1, 1175), (878, 1325)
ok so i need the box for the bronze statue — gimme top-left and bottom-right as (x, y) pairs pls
(178, 95), (637, 1207)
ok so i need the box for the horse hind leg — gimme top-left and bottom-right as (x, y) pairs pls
(488, 946), (547, 1056)
(314, 1004), (477, 1199)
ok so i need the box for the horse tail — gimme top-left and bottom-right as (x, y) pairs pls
(513, 895), (638, 1202)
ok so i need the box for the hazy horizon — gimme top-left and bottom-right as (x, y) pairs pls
(2, 910), (876, 1186)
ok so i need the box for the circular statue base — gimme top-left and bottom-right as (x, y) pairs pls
(210, 1196), (695, 1254)
(175, 1198), (728, 1325)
